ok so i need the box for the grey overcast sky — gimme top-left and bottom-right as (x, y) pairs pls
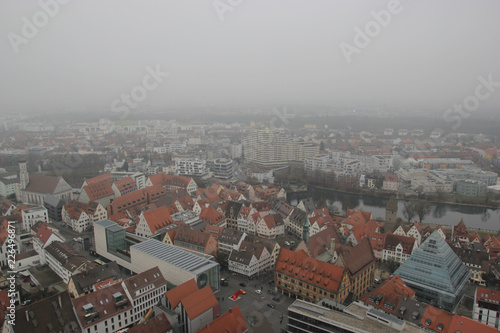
(1, 0), (499, 114)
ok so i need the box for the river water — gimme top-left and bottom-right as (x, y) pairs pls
(288, 187), (500, 231)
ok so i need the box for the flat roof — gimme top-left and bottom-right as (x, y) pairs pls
(132, 239), (218, 275)
(288, 300), (426, 333)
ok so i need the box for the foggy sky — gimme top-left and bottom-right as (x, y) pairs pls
(1, 0), (499, 115)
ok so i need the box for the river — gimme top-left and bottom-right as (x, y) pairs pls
(288, 187), (500, 231)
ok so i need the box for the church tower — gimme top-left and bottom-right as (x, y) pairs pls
(19, 160), (29, 190)
(303, 214), (310, 244)
(385, 196), (398, 230)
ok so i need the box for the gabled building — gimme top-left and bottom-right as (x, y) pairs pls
(146, 173), (198, 194)
(45, 241), (93, 284)
(62, 201), (107, 233)
(79, 181), (115, 207)
(197, 306), (248, 333)
(285, 208), (307, 238)
(122, 267), (168, 323)
(297, 197), (316, 215)
(20, 170), (73, 206)
(218, 228), (245, 254)
(451, 246), (490, 286)
(31, 221), (65, 264)
(333, 238), (375, 299)
(178, 285), (219, 333)
(68, 261), (123, 298)
(382, 233), (418, 263)
(111, 176), (138, 197)
(21, 206), (48, 231)
(107, 185), (166, 216)
(73, 283), (133, 333)
(394, 231), (470, 312)
(221, 200), (243, 230)
(295, 225), (343, 262)
(256, 213), (284, 239)
(127, 313), (173, 333)
(174, 228), (218, 255)
(2, 291), (80, 333)
(275, 248), (351, 304)
(199, 205), (227, 228)
(135, 206), (173, 238)
(228, 240), (271, 278)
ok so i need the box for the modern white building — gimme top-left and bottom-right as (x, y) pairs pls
(206, 158), (234, 179)
(21, 207), (48, 231)
(176, 159), (208, 177)
(473, 287), (500, 330)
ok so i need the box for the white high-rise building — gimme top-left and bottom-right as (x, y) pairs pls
(176, 159), (207, 177)
(243, 129), (318, 167)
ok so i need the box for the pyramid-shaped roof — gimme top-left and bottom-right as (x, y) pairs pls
(393, 230), (470, 298)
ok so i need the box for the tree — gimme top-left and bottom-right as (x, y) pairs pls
(414, 200), (431, 223)
(317, 198), (327, 210)
(320, 141), (325, 151)
(402, 201), (417, 223)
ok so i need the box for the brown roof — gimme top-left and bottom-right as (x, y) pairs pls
(197, 306), (248, 333)
(276, 248), (346, 293)
(45, 241), (92, 273)
(165, 278), (198, 309)
(181, 286), (218, 320)
(122, 267), (166, 299)
(142, 206), (173, 234)
(361, 275), (416, 315)
(200, 206), (226, 225)
(25, 174), (71, 195)
(14, 292), (81, 333)
(340, 238), (375, 277)
(261, 213), (284, 229)
(128, 313), (173, 333)
(83, 181), (114, 201)
(175, 228), (212, 248)
(113, 176), (137, 194)
(83, 173), (112, 186)
(72, 283), (131, 328)
(383, 233), (415, 254)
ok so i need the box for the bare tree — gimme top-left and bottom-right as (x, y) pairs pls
(402, 201), (417, 223)
(415, 200), (431, 223)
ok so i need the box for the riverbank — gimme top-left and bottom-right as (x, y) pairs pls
(307, 184), (500, 210)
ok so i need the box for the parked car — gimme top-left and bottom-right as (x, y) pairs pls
(221, 281), (228, 286)
(239, 283), (246, 287)
(267, 303), (275, 309)
(272, 297), (281, 302)
(255, 289), (262, 295)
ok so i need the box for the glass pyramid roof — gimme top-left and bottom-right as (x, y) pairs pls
(393, 230), (470, 297)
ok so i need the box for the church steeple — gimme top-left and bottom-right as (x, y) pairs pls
(303, 213), (310, 244)
(19, 160), (29, 190)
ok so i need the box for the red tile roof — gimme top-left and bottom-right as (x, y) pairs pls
(196, 306), (248, 333)
(276, 248), (346, 293)
(181, 286), (219, 320)
(128, 313), (173, 333)
(0, 219), (9, 247)
(361, 275), (415, 315)
(83, 173), (112, 186)
(200, 206), (226, 225)
(165, 279), (198, 309)
(72, 283), (132, 328)
(113, 176), (137, 194)
(419, 305), (453, 332)
(383, 233), (415, 254)
(142, 206), (173, 234)
(83, 181), (114, 201)
(448, 314), (498, 333)
(262, 213), (284, 229)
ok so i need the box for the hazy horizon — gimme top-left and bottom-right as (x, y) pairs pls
(1, 0), (499, 114)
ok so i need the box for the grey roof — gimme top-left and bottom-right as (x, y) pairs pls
(132, 239), (218, 275)
(95, 219), (116, 228)
(44, 194), (62, 207)
(70, 261), (122, 295)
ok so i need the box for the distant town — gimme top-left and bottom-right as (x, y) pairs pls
(0, 111), (499, 333)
